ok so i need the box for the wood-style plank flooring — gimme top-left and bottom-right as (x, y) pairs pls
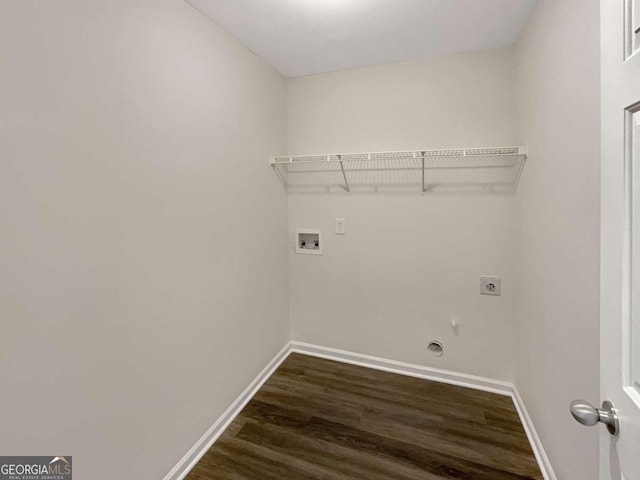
(186, 353), (543, 480)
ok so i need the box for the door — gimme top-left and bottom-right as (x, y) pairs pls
(601, 0), (640, 478)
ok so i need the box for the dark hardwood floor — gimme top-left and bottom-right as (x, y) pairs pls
(185, 353), (543, 480)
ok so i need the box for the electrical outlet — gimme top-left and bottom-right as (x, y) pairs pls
(480, 276), (501, 296)
(335, 218), (346, 235)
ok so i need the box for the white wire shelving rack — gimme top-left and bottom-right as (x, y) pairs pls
(271, 146), (527, 193)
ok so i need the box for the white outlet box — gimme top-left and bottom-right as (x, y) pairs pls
(480, 276), (501, 296)
(335, 218), (346, 235)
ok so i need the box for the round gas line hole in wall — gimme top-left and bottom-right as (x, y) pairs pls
(427, 340), (444, 357)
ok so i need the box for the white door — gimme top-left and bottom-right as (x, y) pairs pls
(599, 0), (640, 479)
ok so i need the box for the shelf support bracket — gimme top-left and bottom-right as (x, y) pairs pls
(338, 156), (350, 192)
(421, 153), (426, 192)
(271, 164), (288, 188)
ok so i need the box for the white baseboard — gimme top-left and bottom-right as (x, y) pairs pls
(162, 343), (291, 480)
(510, 386), (557, 480)
(289, 341), (513, 396)
(164, 340), (556, 480)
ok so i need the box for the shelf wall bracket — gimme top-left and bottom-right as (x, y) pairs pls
(338, 155), (350, 192)
(421, 153), (426, 192)
(272, 163), (288, 188)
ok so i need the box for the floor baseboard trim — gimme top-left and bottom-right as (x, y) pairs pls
(510, 386), (557, 480)
(290, 341), (513, 396)
(164, 340), (556, 480)
(162, 342), (292, 480)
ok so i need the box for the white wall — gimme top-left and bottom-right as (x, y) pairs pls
(0, 1), (288, 479)
(514, 0), (601, 479)
(287, 48), (520, 380)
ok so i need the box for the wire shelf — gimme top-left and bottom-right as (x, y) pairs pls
(271, 147), (527, 193)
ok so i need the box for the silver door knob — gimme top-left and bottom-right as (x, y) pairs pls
(570, 400), (619, 435)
